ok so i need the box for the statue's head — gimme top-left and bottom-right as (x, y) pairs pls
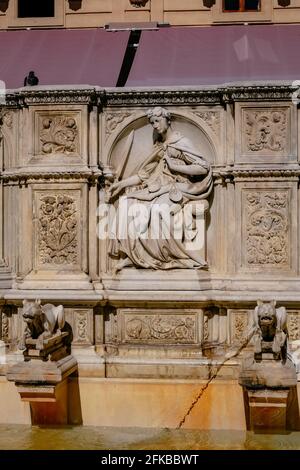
(256, 300), (277, 330)
(146, 107), (171, 137)
(22, 299), (41, 324)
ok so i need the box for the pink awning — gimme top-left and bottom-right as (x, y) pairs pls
(0, 29), (130, 89)
(127, 25), (300, 86)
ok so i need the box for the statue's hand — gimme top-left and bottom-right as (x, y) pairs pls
(108, 180), (125, 200)
(165, 156), (175, 170)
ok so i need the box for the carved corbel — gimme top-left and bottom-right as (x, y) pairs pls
(278, 0), (290, 6)
(0, 0), (9, 13)
(129, 0), (149, 7)
(68, 0), (82, 11)
(203, 0), (216, 7)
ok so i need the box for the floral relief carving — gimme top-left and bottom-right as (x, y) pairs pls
(75, 311), (88, 342)
(193, 111), (220, 138)
(105, 112), (132, 139)
(125, 315), (196, 343)
(245, 191), (289, 266)
(231, 311), (248, 343)
(287, 313), (300, 341)
(244, 109), (288, 153)
(40, 116), (78, 155)
(38, 194), (78, 265)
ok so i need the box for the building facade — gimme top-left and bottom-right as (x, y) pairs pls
(0, 1), (300, 29)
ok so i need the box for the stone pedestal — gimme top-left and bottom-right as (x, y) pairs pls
(246, 388), (289, 432)
(239, 354), (297, 431)
(7, 355), (77, 425)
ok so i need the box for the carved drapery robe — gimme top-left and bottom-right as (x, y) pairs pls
(110, 131), (212, 270)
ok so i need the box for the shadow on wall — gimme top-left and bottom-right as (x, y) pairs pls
(68, 371), (83, 425)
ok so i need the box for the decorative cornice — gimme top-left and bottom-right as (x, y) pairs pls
(1, 168), (102, 183)
(103, 89), (223, 107)
(20, 89), (100, 106)
(0, 85), (297, 109)
(213, 167), (300, 181)
(221, 85), (296, 103)
(3, 166), (299, 184)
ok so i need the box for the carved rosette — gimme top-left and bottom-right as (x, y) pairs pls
(124, 314), (196, 344)
(40, 116), (78, 155)
(244, 109), (288, 155)
(105, 111), (132, 140)
(38, 194), (78, 265)
(244, 191), (289, 267)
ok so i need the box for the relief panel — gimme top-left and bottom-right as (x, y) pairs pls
(236, 104), (296, 163)
(228, 309), (250, 345)
(27, 106), (87, 165)
(39, 115), (79, 155)
(72, 309), (94, 346)
(237, 183), (297, 273)
(244, 190), (289, 267)
(34, 189), (82, 270)
(287, 311), (300, 341)
(118, 309), (202, 345)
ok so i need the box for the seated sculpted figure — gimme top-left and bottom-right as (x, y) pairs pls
(108, 107), (213, 271)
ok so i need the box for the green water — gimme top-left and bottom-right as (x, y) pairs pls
(0, 425), (300, 450)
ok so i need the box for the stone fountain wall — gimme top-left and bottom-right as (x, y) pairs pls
(0, 84), (300, 427)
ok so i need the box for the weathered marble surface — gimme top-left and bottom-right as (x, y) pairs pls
(1, 83), (300, 383)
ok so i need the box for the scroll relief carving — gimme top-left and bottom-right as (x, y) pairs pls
(193, 111), (220, 138)
(38, 194), (78, 265)
(105, 111), (132, 139)
(40, 116), (78, 155)
(75, 311), (88, 342)
(287, 312), (300, 341)
(125, 314), (196, 343)
(230, 310), (249, 344)
(72, 310), (93, 345)
(244, 109), (288, 154)
(245, 191), (289, 266)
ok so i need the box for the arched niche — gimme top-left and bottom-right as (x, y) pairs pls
(107, 109), (218, 180)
